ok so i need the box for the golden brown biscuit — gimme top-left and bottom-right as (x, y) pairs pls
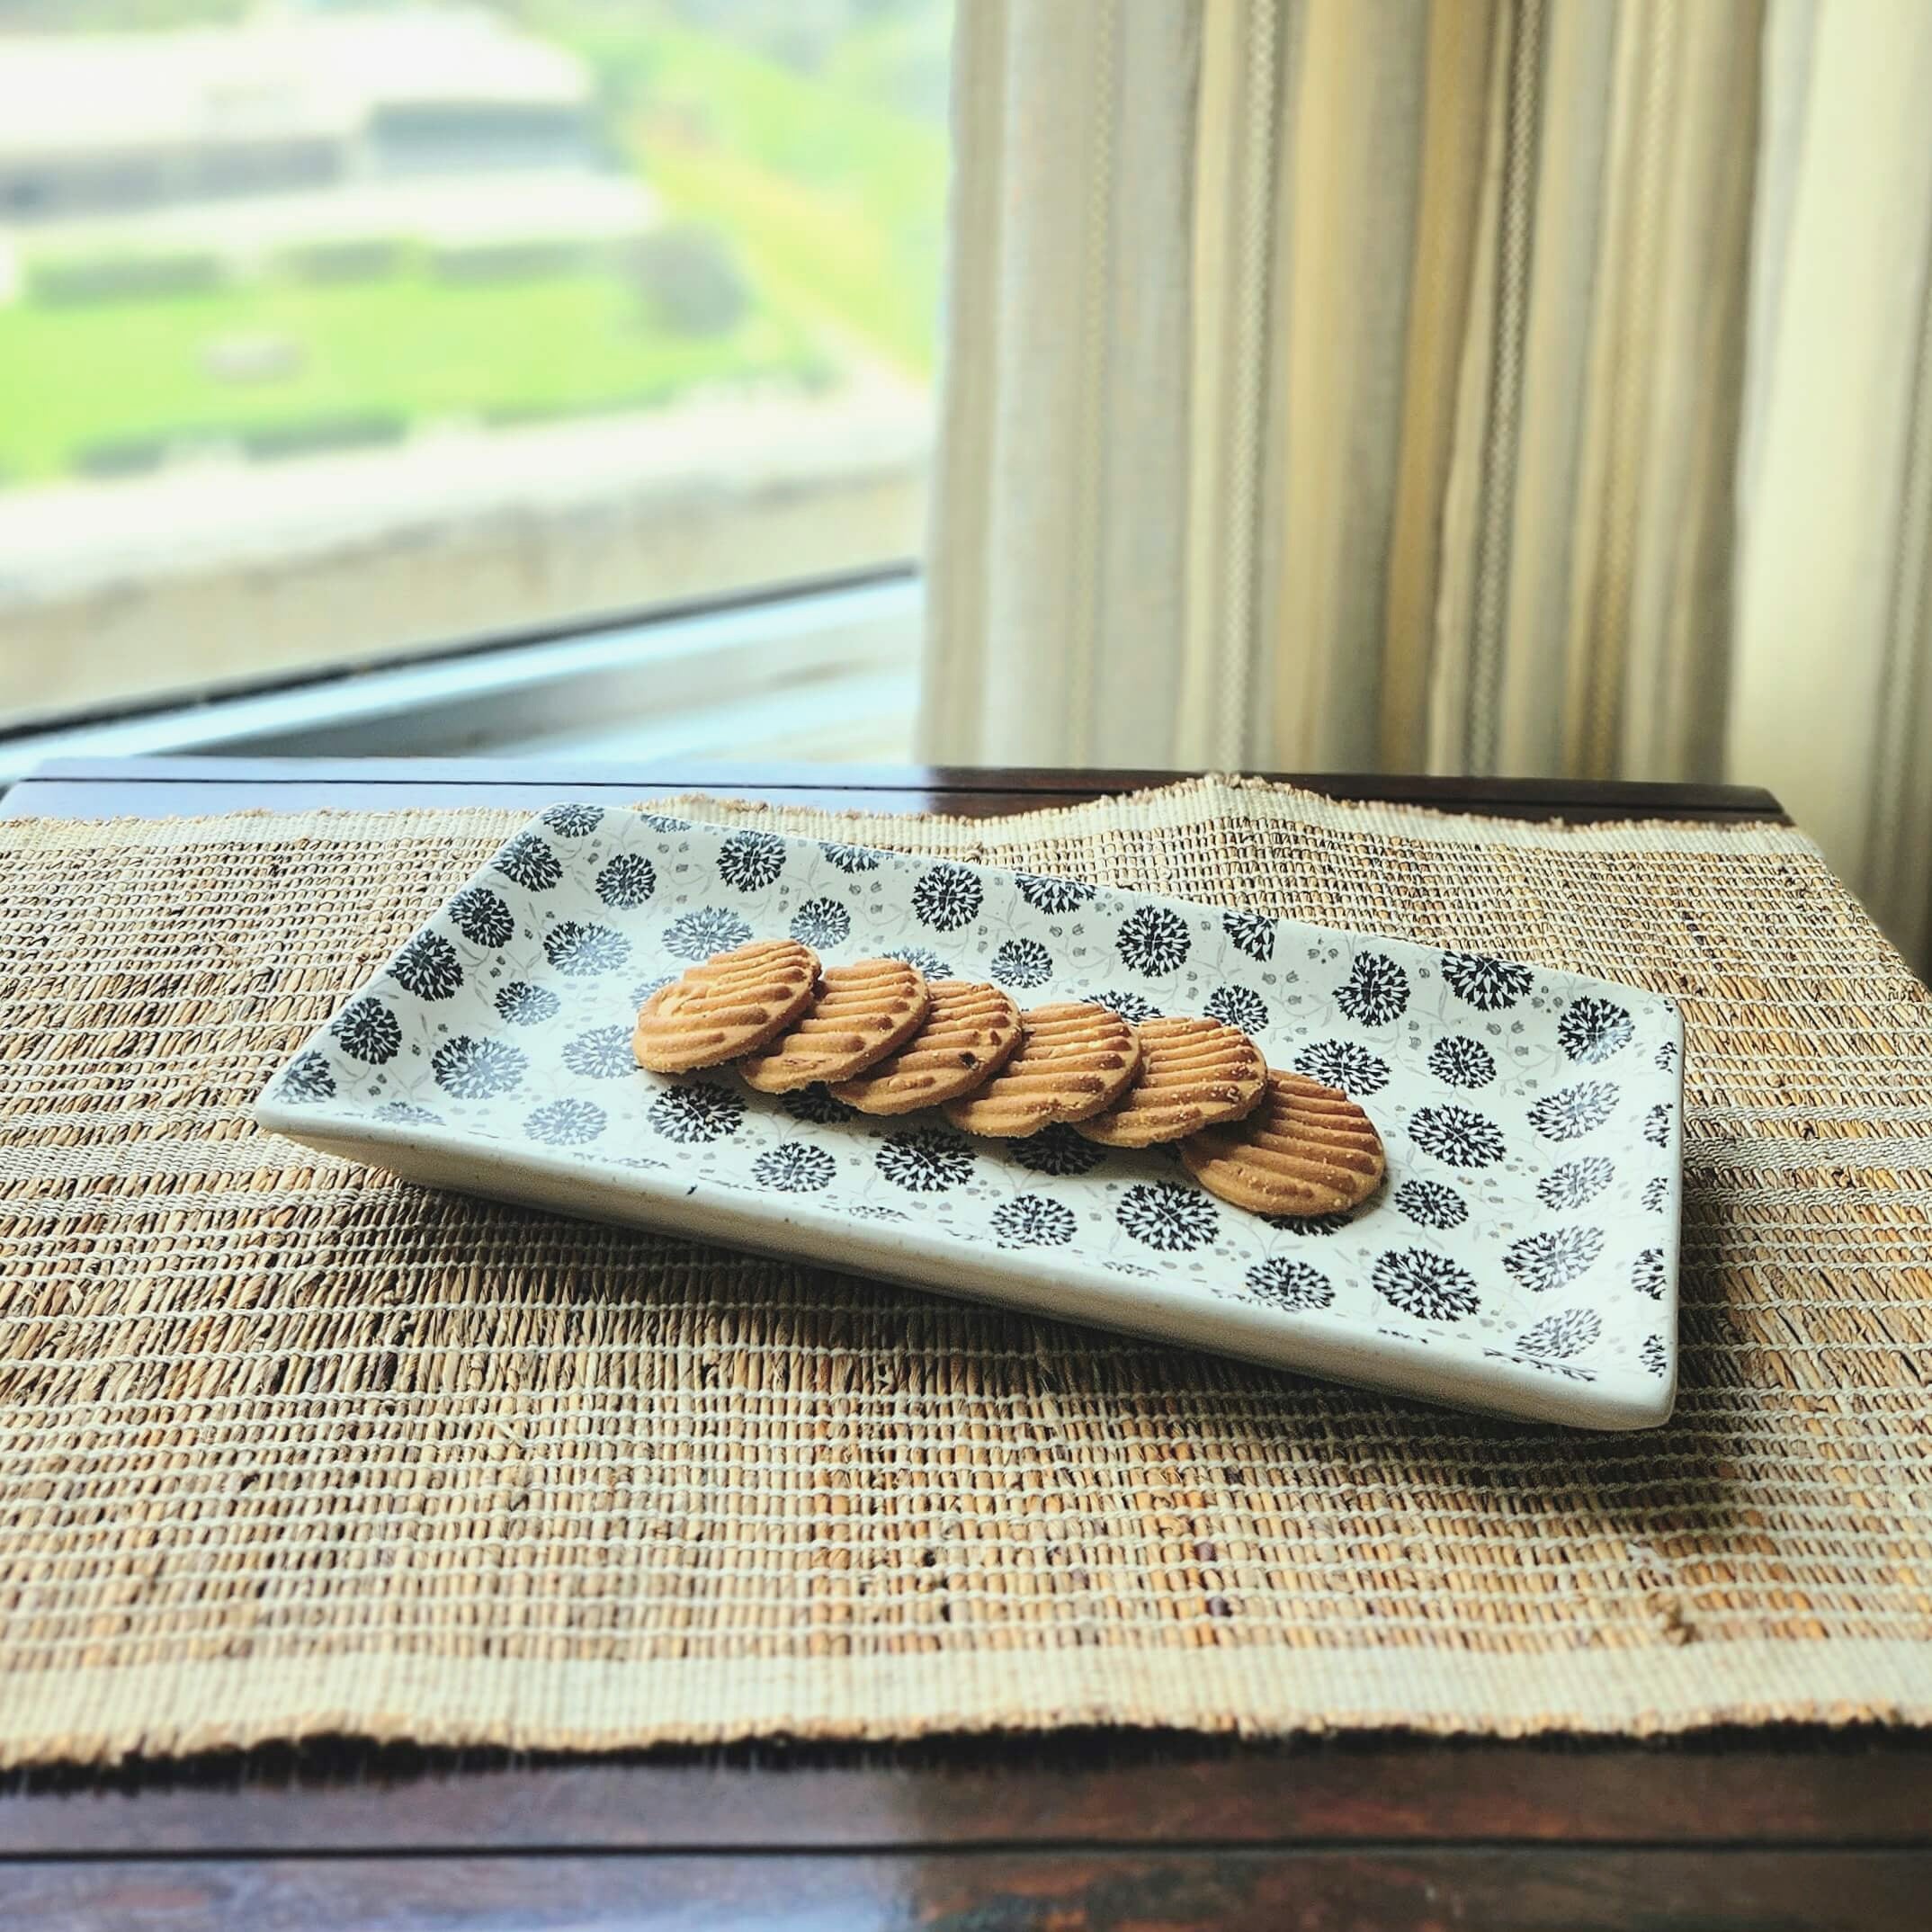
(738, 958), (931, 1094)
(831, 978), (1023, 1114)
(943, 1001), (1141, 1139)
(1075, 1015), (1267, 1148)
(632, 938), (819, 1073)
(1178, 1069), (1384, 1215)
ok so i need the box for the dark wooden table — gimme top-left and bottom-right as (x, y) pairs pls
(4, 757), (1926, 1932)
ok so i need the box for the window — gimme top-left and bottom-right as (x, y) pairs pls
(0, 0), (951, 753)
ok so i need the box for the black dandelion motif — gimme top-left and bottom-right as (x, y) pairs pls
(882, 945), (953, 979)
(1205, 985), (1268, 1036)
(1504, 1225), (1605, 1292)
(1559, 996), (1633, 1065)
(563, 1025), (637, 1080)
(1243, 1257), (1333, 1312)
(1518, 1307), (1602, 1360)
(1116, 906), (1191, 978)
(494, 831), (562, 891)
(432, 1035), (527, 1101)
(717, 830), (787, 892)
(390, 931), (463, 1002)
(1655, 1040), (1679, 1070)
(1393, 1179), (1467, 1230)
(1632, 1248), (1668, 1300)
(754, 1141), (836, 1194)
(1529, 1079), (1620, 1142)
(1373, 1248), (1480, 1321)
(877, 1127), (976, 1193)
(595, 853), (657, 909)
(1117, 1182), (1219, 1252)
(495, 979), (559, 1025)
(1641, 1333), (1668, 1375)
(1015, 872), (1095, 915)
(544, 921), (630, 978)
(1009, 1122), (1108, 1177)
(648, 1083), (746, 1144)
(1089, 988), (1161, 1024)
(639, 810), (691, 834)
(911, 863), (983, 933)
(1336, 952), (1409, 1026)
(991, 938), (1053, 989)
(1267, 1209), (1359, 1236)
(331, 996), (401, 1065)
(541, 803), (604, 837)
(1537, 1157), (1615, 1211)
(278, 1050), (335, 1103)
(819, 840), (882, 874)
(1409, 1105), (1506, 1169)
(1428, 1035), (1496, 1089)
(450, 887), (514, 949)
(783, 1083), (859, 1125)
(790, 897), (852, 949)
(1643, 1104), (1671, 1148)
(1641, 1175), (1670, 1213)
(1441, 951), (1534, 1011)
(665, 908), (753, 962)
(992, 1194), (1077, 1247)
(525, 1098), (606, 1146)
(377, 1100), (439, 1124)
(849, 1203), (908, 1222)
(1222, 910), (1275, 962)
(1292, 1040), (1390, 1097)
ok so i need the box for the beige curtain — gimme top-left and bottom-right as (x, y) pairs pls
(921, 0), (1932, 969)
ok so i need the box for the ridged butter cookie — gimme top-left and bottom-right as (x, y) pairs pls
(632, 938), (819, 1074)
(1179, 1069), (1385, 1215)
(831, 978), (1022, 1115)
(1075, 1015), (1267, 1148)
(943, 1002), (1140, 1139)
(738, 958), (931, 1094)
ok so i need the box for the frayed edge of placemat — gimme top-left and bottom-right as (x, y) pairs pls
(6, 1640), (1932, 1768)
(0, 773), (1824, 859)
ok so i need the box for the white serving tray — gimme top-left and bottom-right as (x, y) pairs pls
(255, 806), (1683, 1429)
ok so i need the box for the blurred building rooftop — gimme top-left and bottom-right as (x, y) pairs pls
(0, 6), (602, 221)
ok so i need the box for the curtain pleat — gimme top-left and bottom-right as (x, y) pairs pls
(923, 0), (1932, 968)
(1730, 0), (1932, 967)
(917, 0), (1200, 764)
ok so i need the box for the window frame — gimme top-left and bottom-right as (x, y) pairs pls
(0, 566), (921, 779)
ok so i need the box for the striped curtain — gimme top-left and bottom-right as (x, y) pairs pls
(920, 0), (1932, 970)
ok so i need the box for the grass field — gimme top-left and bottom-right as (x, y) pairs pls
(541, 13), (950, 373)
(0, 264), (820, 482)
(0, 5), (948, 484)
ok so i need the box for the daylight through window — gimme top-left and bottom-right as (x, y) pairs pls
(0, 0), (950, 740)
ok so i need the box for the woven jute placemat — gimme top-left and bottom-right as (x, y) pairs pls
(2, 777), (1928, 1767)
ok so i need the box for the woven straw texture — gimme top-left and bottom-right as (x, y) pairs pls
(2, 777), (1928, 1767)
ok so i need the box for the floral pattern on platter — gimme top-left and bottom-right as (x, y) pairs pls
(257, 804), (1685, 1431)
(993, 1194), (1078, 1247)
(1204, 985), (1268, 1036)
(790, 898), (852, 949)
(991, 938), (1054, 989)
(1292, 1040), (1389, 1098)
(451, 888), (515, 949)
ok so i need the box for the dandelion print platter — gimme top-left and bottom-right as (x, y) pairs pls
(255, 807), (1685, 1430)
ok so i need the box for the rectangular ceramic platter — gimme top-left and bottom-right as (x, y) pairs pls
(256, 806), (1684, 1429)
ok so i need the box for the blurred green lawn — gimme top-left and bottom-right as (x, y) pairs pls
(0, 267), (818, 480)
(0, 6), (949, 485)
(559, 14), (949, 372)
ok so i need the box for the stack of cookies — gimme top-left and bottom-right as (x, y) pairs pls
(632, 939), (1384, 1219)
